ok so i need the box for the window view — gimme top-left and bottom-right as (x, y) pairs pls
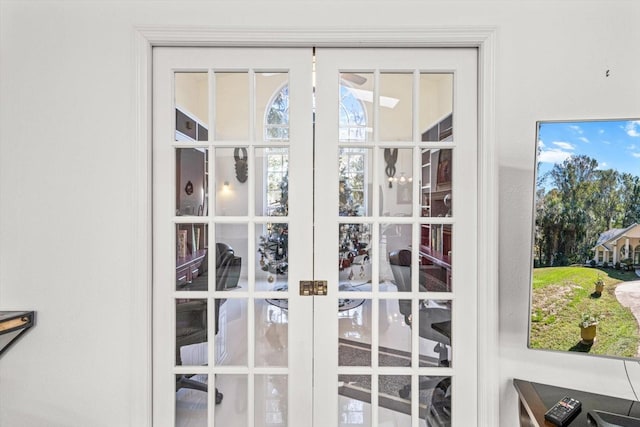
(529, 119), (640, 360)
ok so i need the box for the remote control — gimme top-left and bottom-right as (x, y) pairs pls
(544, 396), (581, 426)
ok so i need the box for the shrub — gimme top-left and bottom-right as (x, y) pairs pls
(589, 259), (596, 267)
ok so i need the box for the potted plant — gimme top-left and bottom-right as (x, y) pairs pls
(591, 275), (605, 298)
(579, 313), (599, 344)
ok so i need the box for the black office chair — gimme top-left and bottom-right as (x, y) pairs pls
(389, 249), (451, 409)
(175, 243), (242, 404)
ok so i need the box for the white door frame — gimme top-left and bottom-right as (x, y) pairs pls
(132, 26), (498, 427)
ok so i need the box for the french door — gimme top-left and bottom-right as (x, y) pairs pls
(153, 46), (478, 426)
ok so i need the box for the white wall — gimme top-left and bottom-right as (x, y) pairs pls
(1, 1), (639, 426)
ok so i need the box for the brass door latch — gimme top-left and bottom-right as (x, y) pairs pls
(299, 280), (328, 296)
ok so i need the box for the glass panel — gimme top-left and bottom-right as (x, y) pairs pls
(379, 73), (413, 142)
(419, 300), (452, 368)
(338, 299), (371, 367)
(338, 375), (371, 425)
(215, 72), (249, 140)
(257, 72), (290, 142)
(255, 299), (288, 367)
(176, 224), (208, 291)
(419, 224), (452, 292)
(176, 148), (208, 216)
(382, 224), (412, 292)
(215, 374), (248, 425)
(176, 299), (207, 367)
(379, 375), (412, 426)
(379, 298), (411, 367)
(214, 223), (247, 290)
(419, 73), (453, 142)
(256, 223), (289, 291)
(175, 72), (209, 142)
(215, 147), (248, 216)
(175, 373), (207, 427)
(339, 147), (372, 217)
(420, 376), (452, 426)
(339, 73), (373, 142)
(380, 148), (413, 216)
(421, 149), (453, 218)
(255, 374), (288, 427)
(339, 223), (372, 285)
(215, 298), (247, 367)
(255, 147), (289, 216)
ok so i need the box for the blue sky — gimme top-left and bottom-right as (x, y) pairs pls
(537, 119), (640, 185)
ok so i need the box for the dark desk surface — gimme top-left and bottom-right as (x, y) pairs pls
(514, 378), (640, 426)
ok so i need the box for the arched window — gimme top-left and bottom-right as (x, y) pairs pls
(264, 82), (368, 216)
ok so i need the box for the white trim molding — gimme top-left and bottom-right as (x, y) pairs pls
(133, 26), (498, 426)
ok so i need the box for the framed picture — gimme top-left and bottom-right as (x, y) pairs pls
(396, 181), (413, 204)
(436, 149), (452, 190)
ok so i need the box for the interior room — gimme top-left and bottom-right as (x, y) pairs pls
(1, 1), (639, 426)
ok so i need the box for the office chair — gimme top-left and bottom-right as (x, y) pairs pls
(388, 249), (451, 407)
(175, 243), (242, 404)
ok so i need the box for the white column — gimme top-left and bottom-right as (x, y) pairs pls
(626, 238), (630, 260)
(613, 246), (618, 264)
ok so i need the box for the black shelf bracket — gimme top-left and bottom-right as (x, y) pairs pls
(0, 311), (35, 358)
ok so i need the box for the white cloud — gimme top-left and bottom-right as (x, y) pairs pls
(539, 149), (572, 163)
(553, 141), (575, 150)
(578, 137), (589, 143)
(632, 152), (640, 158)
(626, 121), (640, 137)
(569, 125), (584, 134)
(598, 162), (608, 169)
(538, 140), (545, 148)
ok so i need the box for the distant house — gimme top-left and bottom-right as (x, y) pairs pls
(592, 223), (640, 266)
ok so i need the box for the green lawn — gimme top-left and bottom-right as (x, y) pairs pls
(529, 266), (640, 357)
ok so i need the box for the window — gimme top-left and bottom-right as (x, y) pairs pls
(265, 83), (368, 217)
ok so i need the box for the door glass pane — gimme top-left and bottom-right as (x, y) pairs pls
(339, 73), (373, 143)
(176, 224), (208, 291)
(215, 375), (248, 425)
(419, 300), (452, 368)
(420, 376), (452, 426)
(256, 222), (289, 291)
(175, 72), (209, 142)
(419, 224), (452, 292)
(215, 298), (248, 367)
(258, 72), (290, 142)
(380, 147), (413, 216)
(382, 224), (412, 293)
(176, 299), (208, 367)
(214, 223), (247, 290)
(421, 149), (453, 218)
(215, 147), (248, 216)
(379, 375), (412, 426)
(379, 298), (411, 367)
(379, 73), (412, 142)
(175, 373), (208, 427)
(338, 300), (371, 367)
(255, 300), (288, 367)
(339, 147), (372, 217)
(255, 374), (288, 427)
(215, 72), (249, 140)
(176, 148), (208, 216)
(339, 223), (372, 285)
(419, 73), (453, 142)
(338, 375), (371, 425)
(255, 147), (289, 217)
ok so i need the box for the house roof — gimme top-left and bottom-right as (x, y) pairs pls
(593, 223), (639, 251)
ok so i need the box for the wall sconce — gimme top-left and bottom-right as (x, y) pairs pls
(384, 148), (398, 188)
(223, 181), (230, 192)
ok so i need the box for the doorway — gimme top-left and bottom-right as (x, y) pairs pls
(152, 46), (478, 426)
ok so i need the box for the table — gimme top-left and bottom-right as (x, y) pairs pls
(513, 378), (640, 426)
